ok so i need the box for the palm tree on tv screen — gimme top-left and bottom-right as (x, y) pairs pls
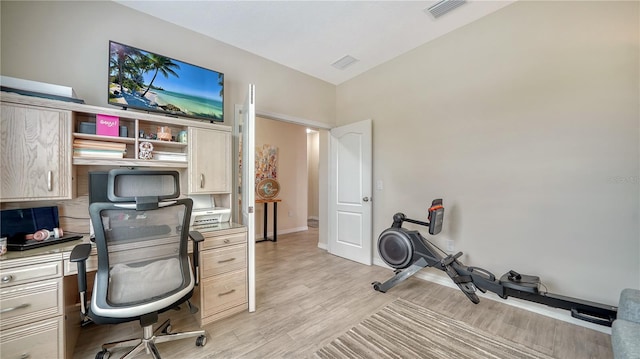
(110, 44), (142, 94)
(218, 73), (224, 99)
(140, 54), (180, 98)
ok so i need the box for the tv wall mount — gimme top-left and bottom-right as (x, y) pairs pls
(372, 199), (618, 326)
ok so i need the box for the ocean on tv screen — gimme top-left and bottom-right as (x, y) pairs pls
(109, 85), (223, 121)
(108, 41), (224, 122)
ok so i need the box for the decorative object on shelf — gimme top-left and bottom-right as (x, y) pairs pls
(178, 130), (188, 143)
(139, 141), (154, 160)
(157, 126), (172, 141)
(256, 178), (280, 199)
(96, 114), (120, 136)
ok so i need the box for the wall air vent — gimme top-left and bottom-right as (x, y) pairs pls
(425, 0), (467, 19)
(331, 55), (359, 70)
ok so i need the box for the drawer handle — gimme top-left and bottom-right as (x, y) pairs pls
(0, 303), (30, 314)
(218, 257), (236, 263)
(20, 354), (31, 359)
(1, 275), (14, 283)
(218, 289), (236, 296)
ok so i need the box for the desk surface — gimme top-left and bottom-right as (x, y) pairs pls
(256, 198), (282, 203)
(0, 222), (246, 263)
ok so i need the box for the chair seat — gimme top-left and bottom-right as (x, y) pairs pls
(109, 257), (182, 304)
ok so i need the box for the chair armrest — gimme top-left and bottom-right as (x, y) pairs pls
(70, 243), (92, 263)
(189, 231), (204, 243)
(189, 231), (204, 285)
(70, 243), (92, 321)
(619, 288), (640, 324)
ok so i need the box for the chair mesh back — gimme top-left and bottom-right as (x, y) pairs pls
(93, 201), (190, 307)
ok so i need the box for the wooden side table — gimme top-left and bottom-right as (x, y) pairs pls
(255, 198), (282, 242)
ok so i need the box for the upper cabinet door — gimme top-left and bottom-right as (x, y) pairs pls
(1, 103), (73, 202)
(188, 127), (231, 194)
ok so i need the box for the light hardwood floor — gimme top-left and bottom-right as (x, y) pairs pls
(73, 227), (612, 358)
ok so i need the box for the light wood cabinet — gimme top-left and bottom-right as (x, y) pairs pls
(0, 103), (73, 202)
(0, 253), (65, 359)
(189, 127), (231, 194)
(193, 226), (248, 326)
(1, 91), (234, 218)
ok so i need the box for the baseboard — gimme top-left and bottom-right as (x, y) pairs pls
(317, 242), (327, 250)
(256, 226), (309, 240)
(372, 259), (611, 334)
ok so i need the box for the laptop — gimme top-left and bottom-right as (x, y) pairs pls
(1, 206), (83, 251)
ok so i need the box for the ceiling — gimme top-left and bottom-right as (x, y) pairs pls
(116, 1), (516, 85)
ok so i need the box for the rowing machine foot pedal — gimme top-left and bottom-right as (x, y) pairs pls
(570, 308), (614, 327)
(499, 270), (540, 294)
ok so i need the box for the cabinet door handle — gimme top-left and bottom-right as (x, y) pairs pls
(200, 174), (205, 188)
(218, 257), (236, 263)
(20, 353), (31, 359)
(0, 303), (30, 314)
(47, 170), (53, 191)
(1, 275), (14, 283)
(218, 289), (236, 296)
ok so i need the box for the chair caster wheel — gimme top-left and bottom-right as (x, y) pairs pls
(196, 334), (207, 347)
(96, 349), (110, 359)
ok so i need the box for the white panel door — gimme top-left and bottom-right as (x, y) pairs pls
(328, 119), (372, 265)
(240, 84), (256, 312)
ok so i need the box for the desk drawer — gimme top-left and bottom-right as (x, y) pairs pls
(0, 260), (61, 288)
(0, 278), (62, 330)
(0, 316), (63, 359)
(201, 269), (247, 317)
(202, 232), (246, 250)
(202, 244), (247, 277)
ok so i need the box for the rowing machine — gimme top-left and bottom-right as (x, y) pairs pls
(371, 199), (618, 326)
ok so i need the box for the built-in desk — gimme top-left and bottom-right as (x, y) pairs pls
(0, 222), (247, 359)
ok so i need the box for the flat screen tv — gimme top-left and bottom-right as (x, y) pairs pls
(108, 41), (224, 122)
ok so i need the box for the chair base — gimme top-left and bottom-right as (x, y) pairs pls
(96, 319), (206, 359)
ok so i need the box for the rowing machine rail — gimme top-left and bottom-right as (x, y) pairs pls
(372, 199), (618, 326)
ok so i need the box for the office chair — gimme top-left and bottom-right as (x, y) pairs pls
(71, 170), (207, 359)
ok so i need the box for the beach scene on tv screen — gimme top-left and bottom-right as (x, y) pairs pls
(109, 42), (223, 122)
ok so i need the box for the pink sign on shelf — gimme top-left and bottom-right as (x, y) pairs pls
(96, 114), (119, 136)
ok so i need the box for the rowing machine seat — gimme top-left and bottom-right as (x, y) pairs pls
(499, 270), (540, 294)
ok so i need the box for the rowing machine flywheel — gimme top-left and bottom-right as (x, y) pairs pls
(377, 228), (414, 270)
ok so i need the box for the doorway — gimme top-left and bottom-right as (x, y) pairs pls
(253, 116), (319, 239)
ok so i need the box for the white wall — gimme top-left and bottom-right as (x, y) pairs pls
(0, 1), (336, 127)
(337, 1), (639, 305)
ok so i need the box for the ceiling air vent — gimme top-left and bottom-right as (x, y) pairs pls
(332, 55), (359, 70)
(425, 0), (467, 19)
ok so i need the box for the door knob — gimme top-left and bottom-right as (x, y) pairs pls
(363, 197), (370, 202)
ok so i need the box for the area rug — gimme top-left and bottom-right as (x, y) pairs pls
(315, 299), (555, 359)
